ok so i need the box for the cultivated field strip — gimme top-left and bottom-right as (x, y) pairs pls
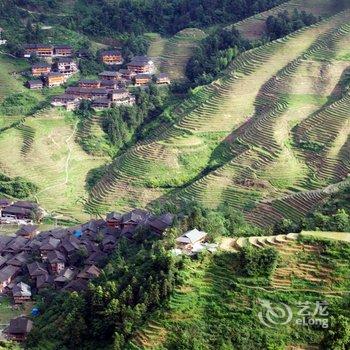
(86, 11), (350, 221)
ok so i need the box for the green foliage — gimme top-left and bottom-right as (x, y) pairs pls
(238, 245), (279, 277)
(69, 0), (286, 36)
(321, 315), (350, 350)
(27, 237), (180, 349)
(100, 85), (168, 153)
(0, 340), (22, 349)
(0, 172), (38, 198)
(186, 27), (251, 85)
(266, 10), (319, 40)
(0, 93), (40, 116)
(274, 184), (350, 234)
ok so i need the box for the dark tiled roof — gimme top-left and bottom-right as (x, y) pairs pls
(8, 317), (33, 334)
(16, 225), (39, 236)
(27, 262), (48, 277)
(0, 265), (20, 282)
(47, 250), (66, 264)
(101, 50), (121, 56)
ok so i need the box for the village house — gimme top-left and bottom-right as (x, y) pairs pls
(54, 44), (73, 57)
(27, 261), (48, 279)
(65, 86), (93, 99)
(149, 213), (174, 235)
(45, 74), (64, 88)
(44, 72), (66, 87)
(176, 229), (208, 251)
(156, 73), (171, 85)
(31, 62), (51, 77)
(119, 68), (137, 81)
(92, 98), (111, 110)
(27, 80), (44, 90)
(7, 251), (30, 267)
(109, 88), (130, 101)
(77, 264), (101, 280)
(5, 316), (33, 342)
(23, 44), (54, 58)
(1, 205), (32, 220)
(16, 225), (39, 239)
(40, 237), (61, 260)
(106, 212), (122, 228)
(134, 73), (152, 86)
(127, 56), (155, 74)
(51, 94), (80, 111)
(100, 79), (119, 90)
(47, 250), (66, 275)
(101, 50), (123, 65)
(55, 57), (78, 76)
(12, 282), (31, 304)
(79, 80), (101, 89)
(91, 88), (109, 99)
(99, 71), (122, 81)
(0, 265), (20, 293)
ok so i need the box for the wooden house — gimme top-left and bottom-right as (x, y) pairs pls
(23, 44), (54, 58)
(77, 264), (101, 280)
(79, 80), (101, 89)
(31, 62), (51, 76)
(47, 250), (66, 275)
(5, 317), (33, 342)
(106, 212), (122, 228)
(1, 205), (32, 220)
(101, 50), (123, 65)
(0, 265), (20, 293)
(119, 69), (137, 81)
(51, 94), (80, 111)
(134, 73), (152, 86)
(127, 56), (155, 73)
(27, 80), (44, 90)
(16, 225), (39, 239)
(100, 79), (118, 90)
(27, 262), (48, 279)
(92, 98), (111, 110)
(12, 282), (31, 304)
(91, 88), (109, 99)
(99, 71), (122, 81)
(44, 72), (66, 87)
(55, 57), (78, 76)
(156, 73), (171, 85)
(176, 229), (207, 251)
(65, 87), (93, 99)
(54, 44), (73, 57)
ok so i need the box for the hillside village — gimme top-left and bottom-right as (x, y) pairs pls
(0, 194), (220, 342)
(22, 43), (170, 111)
(0, 206), (176, 341)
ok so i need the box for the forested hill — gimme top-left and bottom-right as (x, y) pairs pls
(9, 0), (287, 35)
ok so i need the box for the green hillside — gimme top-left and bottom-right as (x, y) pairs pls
(86, 10), (350, 227)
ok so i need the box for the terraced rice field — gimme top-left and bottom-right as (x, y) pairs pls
(0, 108), (107, 221)
(126, 235), (350, 349)
(234, 0), (346, 40)
(147, 28), (206, 81)
(86, 11), (350, 225)
(223, 233), (350, 292)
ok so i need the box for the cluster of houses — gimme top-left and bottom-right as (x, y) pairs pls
(25, 44), (78, 90)
(0, 199), (42, 225)
(51, 76), (136, 111)
(20, 42), (170, 111)
(0, 208), (174, 341)
(50, 55), (169, 111)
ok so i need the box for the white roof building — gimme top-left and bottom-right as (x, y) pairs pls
(176, 229), (207, 245)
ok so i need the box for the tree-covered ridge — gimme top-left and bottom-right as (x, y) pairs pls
(54, 0), (288, 36)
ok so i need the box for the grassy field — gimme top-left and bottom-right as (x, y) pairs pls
(300, 231), (350, 242)
(0, 108), (107, 221)
(126, 236), (350, 349)
(86, 10), (350, 226)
